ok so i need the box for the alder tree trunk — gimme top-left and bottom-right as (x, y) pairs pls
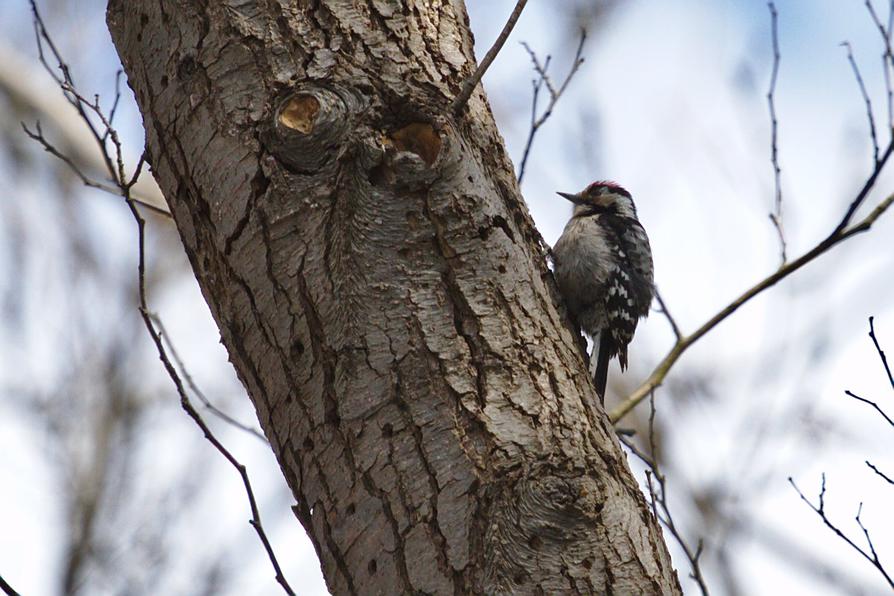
(107, 1), (681, 593)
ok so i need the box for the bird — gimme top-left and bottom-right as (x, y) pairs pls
(552, 181), (654, 402)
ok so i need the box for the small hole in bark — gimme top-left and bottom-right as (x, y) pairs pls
(382, 423), (393, 437)
(477, 226), (491, 240)
(491, 215), (515, 242)
(498, 264), (507, 273)
(251, 169), (270, 197)
(368, 559), (377, 575)
(291, 339), (305, 356)
(140, 13), (149, 26)
(369, 164), (388, 186)
(582, 557), (593, 570)
(390, 123), (441, 166)
(177, 55), (196, 80)
(467, 176), (473, 183)
(527, 535), (542, 550)
(302, 436), (314, 450)
(346, 503), (356, 515)
(160, 75), (168, 89)
(513, 572), (526, 585)
(279, 94), (320, 134)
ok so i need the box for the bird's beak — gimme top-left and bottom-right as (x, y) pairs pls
(557, 191), (584, 205)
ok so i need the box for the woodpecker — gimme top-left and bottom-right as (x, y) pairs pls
(552, 181), (654, 402)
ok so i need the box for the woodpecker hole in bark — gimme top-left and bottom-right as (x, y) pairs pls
(279, 94), (320, 134)
(388, 123), (441, 166)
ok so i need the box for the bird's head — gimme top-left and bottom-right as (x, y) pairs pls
(557, 181), (636, 218)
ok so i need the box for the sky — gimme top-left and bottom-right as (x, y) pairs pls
(1, 0), (893, 594)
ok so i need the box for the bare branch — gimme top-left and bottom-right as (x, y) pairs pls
(868, 316), (894, 389)
(619, 394), (711, 595)
(789, 475), (894, 588)
(517, 30), (587, 183)
(0, 574), (21, 596)
(654, 289), (682, 342)
(30, 0), (119, 186)
(766, 2), (787, 264)
(842, 41), (881, 164)
(866, 460), (894, 485)
(1, 39), (168, 213)
(137, 302), (295, 595)
(864, 0), (894, 129)
(106, 70), (124, 132)
(150, 313), (268, 442)
(451, 0), (528, 114)
(21, 121), (171, 218)
(845, 390), (894, 428)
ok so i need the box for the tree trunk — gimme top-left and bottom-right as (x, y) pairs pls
(107, 1), (681, 593)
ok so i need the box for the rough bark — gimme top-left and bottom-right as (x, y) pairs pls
(106, 1), (681, 594)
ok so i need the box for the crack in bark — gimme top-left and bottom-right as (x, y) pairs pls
(294, 261), (360, 594)
(421, 195), (491, 412)
(358, 469), (414, 592)
(392, 361), (459, 587)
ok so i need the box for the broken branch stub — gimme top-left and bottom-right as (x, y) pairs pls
(262, 86), (356, 172)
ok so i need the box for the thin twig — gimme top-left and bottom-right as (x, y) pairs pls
(21, 121), (172, 218)
(30, 0), (118, 187)
(845, 390), (894, 428)
(137, 305), (295, 595)
(855, 503), (883, 568)
(789, 475), (894, 588)
(868, 316), (894, 389)
(619, 393), (711, 595)
(517, 30), (587, 183)
(864, 0), (894, 129)
(150, 314), (268, 441)
(27, 6), (293, 593)
(0, 574), (21, 596)
(866, 460), (894, 485)
(842, 41), (881, 164)
(833, 145), (894, 234)
(767, 2), (787, 264)
(106, 70), (124, 132)
(451, 0), (528, 114)
(654, 289), (682, 342)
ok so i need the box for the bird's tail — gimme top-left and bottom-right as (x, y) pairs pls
(593, 333), (612, 404)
